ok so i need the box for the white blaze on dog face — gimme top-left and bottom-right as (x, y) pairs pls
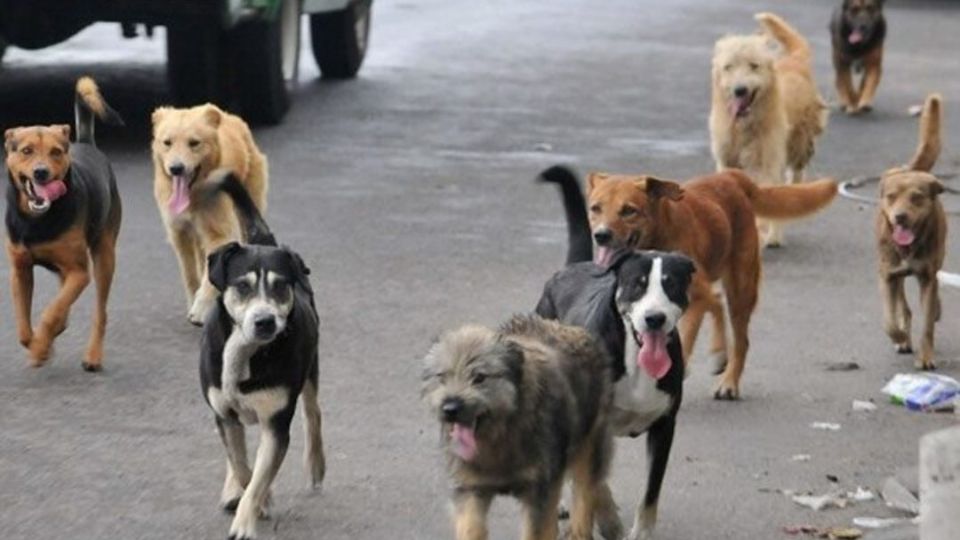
(712, 35), (776, 117)
(223, 269), (295, 344)
(620, 258), (684, 335)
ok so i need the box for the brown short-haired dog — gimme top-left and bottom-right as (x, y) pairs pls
(4, 77), (123, 370)
(830, 0), (886, 115)
(422, 315), (620, 540)
(876, 94), (946, 369)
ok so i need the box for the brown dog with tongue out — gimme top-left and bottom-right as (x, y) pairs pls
(876, 94), (946, 370)
(151, 103), (268, 325)
(830, 0), (886, 115)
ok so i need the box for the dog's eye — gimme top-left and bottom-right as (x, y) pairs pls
(234, 281), (253, 296)
(619, 206), (638, 218)
(188, 139), (201, 149)
(472, 374), (487, 385)
(162, 139), (172, 147)
(49, 147), (64, 158)
(910, 193), (926, 206)
(723, 64), (732, 72)
(590, 204), (602, 214)
(749, 62), (759, 71)
(21, 146), (33, 156)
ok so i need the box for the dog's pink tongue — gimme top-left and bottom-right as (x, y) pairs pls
(34, 180), (67, 202)
(596, 246), (613, 267)
(892, 225), (915, 247)
(637, 331), (671, 379)
(849, 29), (863, 44)
(728, 97), (749, 117)
(168, 176), (190, 215)
(451, 424), (478, 461)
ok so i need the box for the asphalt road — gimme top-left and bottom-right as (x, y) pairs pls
(2, 1), (959, 539)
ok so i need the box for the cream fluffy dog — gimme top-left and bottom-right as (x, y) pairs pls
(710, 12), (828, 247)
(151, 104), (268, 324)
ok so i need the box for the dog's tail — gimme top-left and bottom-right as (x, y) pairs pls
(199, 169), (277, 247)
(74, 77), (124, 146)
(906, 93), (942, 172)
(538, 165), (593, 265)
(734, 171), (838, 220)
(755, 12), (811, 62)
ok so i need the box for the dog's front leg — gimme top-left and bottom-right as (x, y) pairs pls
(856, 48), (883, 113)
(216, 416), (252, 512)
(6, 241), (34, 348)
(170, 226), (202, 308)
(452, 490), (492, 540)
(880, 274), (912, 353)
(834, 62), (858, 113)
(30, 265), (90, 364)
(228, 413), (292, 540)
(627, 416), (675, 540)
(917, 273), (938, 370)
(521, 482), (562, 540)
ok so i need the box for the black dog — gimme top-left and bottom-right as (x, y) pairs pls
(829, 0), (886, 114)
(198, 172), (324, 540)
(535, 165), (694, 540)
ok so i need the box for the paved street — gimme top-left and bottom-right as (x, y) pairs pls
(1, 1), (959, 538)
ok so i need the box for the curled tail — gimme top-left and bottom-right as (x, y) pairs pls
(906, 93), (942, 172)
(199, 169), (277, 246)
(755, 12), (811, 61)
(538, 165), (593, 264)
(74, 77), (124, 146)
(733, 171), (837, 220)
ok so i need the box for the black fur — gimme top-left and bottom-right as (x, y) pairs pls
(538, 165), (593, 264)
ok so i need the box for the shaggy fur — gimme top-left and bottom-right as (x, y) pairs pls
(710, 12), (828, 247)
(151, 103), (269, 325)
(876, 94), (946, 370)
(422, 315), (619, 540)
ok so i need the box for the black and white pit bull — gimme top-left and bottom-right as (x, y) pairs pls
(198, 172), (324, 540)
(535, 165), (694, 540)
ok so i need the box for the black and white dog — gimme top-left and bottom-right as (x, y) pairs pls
(535, 166), (694, 540)
(198, 172), (324, 540)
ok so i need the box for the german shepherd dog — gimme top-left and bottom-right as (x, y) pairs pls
(830, 0), (886, 114)
(422, 315), (620, 540)
(876, 94), (946, 370)
(4, 77), (123, 371)
(198, 172), (324, 540)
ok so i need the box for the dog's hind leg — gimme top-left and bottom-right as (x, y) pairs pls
(229, 408), (293, 540)
(834, 64), (858, 113)
(83, 233), (117, 371)
(453, 491), (492, 540)
(627, 416), (676, 540)
(705, 287), (729, 375)
(6, 241), (34, 348)
(521, 482), (562, 540)
(567, 438), (615, 540)
(301, 372), (326, 489)
(679, 277), (713, 369)
(216, 416), (251, 512)
(916, 274), (938, 370)
(715, 263), (759, 400)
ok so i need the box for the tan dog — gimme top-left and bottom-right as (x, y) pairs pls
(877, 94), (946, 369)
(587, 170), (837, 398)
(151, 104), (268, 324)
(710, 12), (828, 247)
(4, 77), (123, 370)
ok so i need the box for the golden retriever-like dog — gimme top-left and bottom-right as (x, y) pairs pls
(710, 12), (828, 247)
(876, 94), (946, 370)
(151, 104), (268, 324)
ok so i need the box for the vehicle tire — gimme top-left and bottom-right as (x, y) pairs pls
(235, 0), (299, 125)
(166, 24), (229, 107)
(310, 0), (371, 79)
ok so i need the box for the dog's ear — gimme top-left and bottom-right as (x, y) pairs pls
(207, 242), (242, 292)
(53, 124), (71, 141)
(500, 341), (525, 385)
(151, 107), (170, 127)
(284, 247), (313, 295)
(4, 128), (17, 153)
(645, 177), (684, 201)
(928, 179), (945, 198)
(203, 105), (222, 128)
(587, 172), (610, 193)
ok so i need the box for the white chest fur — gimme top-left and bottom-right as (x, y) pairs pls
(610, 336), (673, 437)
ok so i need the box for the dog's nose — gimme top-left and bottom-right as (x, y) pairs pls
(441, 397), (464, 422)
(733, 86), (749, 98)
(253, 315), (277, 337)
(644, 311), (667, 330)
(168, 163), (186, 176)
(593, 229), (613, 246)
(32, 167), (50, 183)
(894, 213), (909, 226)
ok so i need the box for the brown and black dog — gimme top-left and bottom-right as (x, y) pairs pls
(876, 94), (946, 370)
(4, 77), (123, 370)
(830, 0), (886, 114)
(580, 170), (836, 399)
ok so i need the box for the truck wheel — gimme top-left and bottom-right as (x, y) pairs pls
(235, 0), (299, 125)
(167, 24), (228, 107)
(310, 0), (371, 79)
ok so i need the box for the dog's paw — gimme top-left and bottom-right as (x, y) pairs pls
(713, 380), (740, 401)
(626, 525), (654, 540)
(915, 357), (936, 371)
(17, 329), (32, 349)
(222, 496), (241, 514)
(857, 103), (873, 114)
(27, 337), (52, 366)
(187, 296), (215, 326)
(707, 351), (728, 375)
(81, 361), (103, 373)
(895, 343), (913, 354)
(228, 510), (259, 540)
